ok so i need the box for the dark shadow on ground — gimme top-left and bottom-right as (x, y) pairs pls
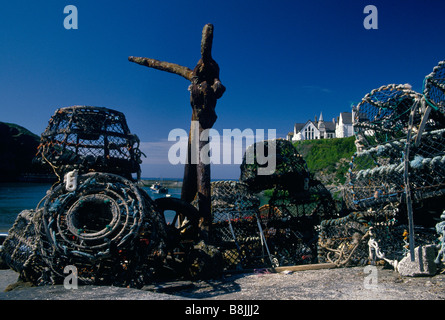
(141, 273), (246, 299)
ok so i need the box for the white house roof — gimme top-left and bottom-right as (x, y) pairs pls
(323, 121), (336, 132)
(295, 119), (335, 133)
(340, 112), (353, 124)
(294, 123), (306, 131)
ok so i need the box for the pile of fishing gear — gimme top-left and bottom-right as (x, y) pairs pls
(3, 60), (445, 286)
(208, 139), (340, 270)
(319, 60), (445, 268)
(1, 106), (214, 287)
(200, 180), (269, 270)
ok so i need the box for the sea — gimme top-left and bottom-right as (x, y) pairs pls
(0, 180), (183, 233)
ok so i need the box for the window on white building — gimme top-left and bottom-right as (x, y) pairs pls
(304, 126), (315, 140)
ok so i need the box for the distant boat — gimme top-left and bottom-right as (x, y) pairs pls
(150, 182), (168, 194)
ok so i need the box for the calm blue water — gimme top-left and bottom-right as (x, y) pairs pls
(0, 182), (182, 233)
(0, 183), (52, 232)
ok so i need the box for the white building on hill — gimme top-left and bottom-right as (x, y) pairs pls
(335, 112), (354, 138)
(287, 111), (354, 141)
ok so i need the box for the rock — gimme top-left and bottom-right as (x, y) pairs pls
(397, 245), (437, 277)
(0, 122), (39, 181)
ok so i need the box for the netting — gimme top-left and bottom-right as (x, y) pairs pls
(38, 172), (166, 284)
(201, 181), (268, 270)
(320, 60), (445, 267)
(436, 211), (445, 264)
(0, 209), (46, 283)
(318, 211), (438, 266)
(344, 128), (445, 212)
(354, 84), (423, 150)
(268, 179), (337, 220)
(203, 139), (339, 269)
(424, 60), (445, 115)
(346, 75), (445, 213)
(240, 138), (338, 219)
(36, 106), (144, 180)
(259, 178), (339, 266)
(207, 178), (340, 270)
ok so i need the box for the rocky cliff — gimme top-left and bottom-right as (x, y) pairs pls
(0, 122), (52, 182)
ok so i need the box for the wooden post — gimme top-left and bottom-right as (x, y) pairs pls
(129, 24), (225, 239)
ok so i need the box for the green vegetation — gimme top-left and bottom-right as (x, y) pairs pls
(2, 122), (39, 140)
(258, 137), (357, 202)
(293, 136), (356, 185)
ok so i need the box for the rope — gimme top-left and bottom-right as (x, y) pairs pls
(423, 60), (445, 113)
(368, 233), (398, 269)
(255, 212), (276, 267)
(435, 211), (445, 264)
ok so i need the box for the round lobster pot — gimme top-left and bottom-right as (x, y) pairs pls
(335, 62), (445, 268)
(38, 172), (166, 285)
(353, 84), (423, 150)
(424, 60), (445, 116)
(36, 106), (143, 180)
(347, 66), (445, 212)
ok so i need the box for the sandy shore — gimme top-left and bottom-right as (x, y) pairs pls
(1, 265), (444, 300)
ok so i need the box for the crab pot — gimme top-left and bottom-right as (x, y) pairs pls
(39, 172), (167, 284)
(353, 84), (425, 149)
(239, 138), (340, 266)
(0, 209), (46, 284)
(198, 181), (264, 270)
(423, 60), (445, 116)
(346, 76), (445, 216)
(317, 211), (438, 267)
(36, 106), (143, 180)
(331, 61), (445, 268)
(0, 172), (168, 286)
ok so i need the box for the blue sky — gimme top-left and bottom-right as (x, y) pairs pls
(1, 0), (445, 179)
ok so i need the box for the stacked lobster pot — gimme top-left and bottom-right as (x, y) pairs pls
(1, 106), (168, 286)
(201, 180), (267, 270)
(236, 139), (338, 268)
(35, 106), (144, 180)
(318, 61), (445, 267)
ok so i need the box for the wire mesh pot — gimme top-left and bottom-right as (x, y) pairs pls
(40, 172), (166, 284)
(2, 172), (166, 286)
(331, 61), (445, 267)
(36, 106), (143, 180)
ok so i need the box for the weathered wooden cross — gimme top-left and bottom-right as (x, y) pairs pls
(129, 24), (225, 238)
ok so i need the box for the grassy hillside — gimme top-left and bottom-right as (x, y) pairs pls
(293, 136), (356, 187)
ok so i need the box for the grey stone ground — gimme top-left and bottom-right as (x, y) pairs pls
(0, 266), (444, 300)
